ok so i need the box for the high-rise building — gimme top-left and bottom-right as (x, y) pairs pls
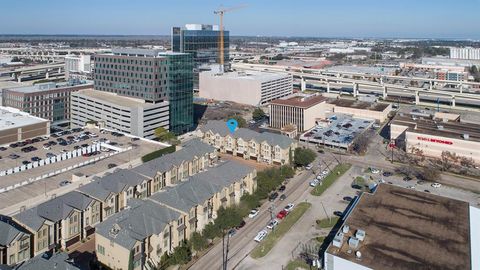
(93, 48), (194, 134)
(65, 54), (92, 80)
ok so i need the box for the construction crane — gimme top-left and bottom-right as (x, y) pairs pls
(214, 5), (246, 70)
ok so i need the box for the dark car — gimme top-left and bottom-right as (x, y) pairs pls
(107, 163), (117, 169)
(278, 185), (286, 192)
(0, 147), (7, 151)
(382, 171), (393, 177)
(268, 192), (279, 202)
(236, 220), (246, 229)
(31, 157), (42, 162)
(131, 137), (140, 141)
(343, 196), (353, 202)
(279, 194), (287, 201)
(403, 176), (413, 182)
(81, 144), (89, 148)
(22, 160), (31, 165)
(333, 211), (344, 217)
(424, 189), (430, 193)
(9, 143), (19, 148)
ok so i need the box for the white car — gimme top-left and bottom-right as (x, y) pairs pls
(266, 219), (279, 230)
(316, 174), (324, 180)
(305, 164), (313, 170)
(431, 183), (442, 188)
(254, 230), (268, 242)
(378, 179), (386, 184)
(407, 185), (416, 189)
(310, 179), (319, 187)
(43, 145), (51, 150)
(321, 170), (329, 175)
(370, 168), (380, 174)
(284, 203), (295, 212)
(248, 209), (259, 218)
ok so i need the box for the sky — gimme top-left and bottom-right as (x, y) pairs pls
(1, 0), (479, 39)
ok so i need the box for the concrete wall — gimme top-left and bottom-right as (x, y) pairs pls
(96, 233), (133, 270)
(0, 121), (49, 145)
(325, 253), (372, 270)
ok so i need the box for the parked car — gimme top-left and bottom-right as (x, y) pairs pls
(46, 153), (56, 158)
(59, 180), (71, 187)
(228, 228), (236, 238)
(278, 185), (286, 192)
(284, 203), (295, 212)
(0, 147), (7, 151)
(305, 164), (313, 170)
(31, 157), (41, 162)
(403, 176), (413, 181)
(431, 183), (442, 188)
(333, 211), (344, 217)
(276, 210), (288, 219)
(249, 209), (259, 218)
(310, 179), (319, 187)
(370, 168), (380, 174)
(266, 219), (279, 230)
(254, 230), (268, 242)
(236, 220), (246, 229)
(108, 163), (117, 169)
(382, 171), (393, 177)
(279, 194), (287, 201)
(269, 192), (279, 201)
(343, 196), (353, 202)
(22, 160), (31, 165)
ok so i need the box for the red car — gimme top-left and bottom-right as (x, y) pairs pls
(276, 210), (289, 219)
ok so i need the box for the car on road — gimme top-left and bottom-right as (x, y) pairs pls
(382, 171), (393, 177)
(249, 209), (259, 218)
(343, 196), (353, 202)
(333, 211), (343, 217)
(59, 180), (71, 187)
(228, 228), (236, 238)
(254, 230), (268, 242)
(269, 192), (279, 201)
(276, 210), (289, 219)
(284, 203), (295, 212)
(278, 185), (286, 192)
(310, 179), (319, 187)
(370, 168), (380, 174)
(431, 183), (442, 188)
(305, 164), (313, 170)
(266, 219), (279, 230)
(279, 194), (287, 201)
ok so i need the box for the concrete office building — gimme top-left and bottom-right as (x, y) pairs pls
(172, 24), (229, 71)
(324, 184), (479, 270)
(2, 81), (92, 125)
(94, 48), (194, 134)
(65, 54), (92, 80)
(199, 71), (293, 106)
(390, 110), (480, 163)
(71, 89), (169, 139)
(0, 106), (50, 145)
(434, 69), (467, 81)
(450, 47), (480, 60)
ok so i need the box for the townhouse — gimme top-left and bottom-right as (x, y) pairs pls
(95, 160), (256, 270)
(196, 120), (297, 165)
(0, 219), (31, 266)
(3, 252), (80, 270)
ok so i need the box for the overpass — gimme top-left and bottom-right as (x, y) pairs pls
(232, 63), (480, 109)
(1, 63), (65, 82)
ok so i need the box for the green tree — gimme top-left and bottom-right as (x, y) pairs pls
(252, 108), (266, 121)
(170, 242), (191, 265)
(293, 147), (316, 167)
(154, 127), (178, 143)
(216, 207), (243, 231)
(203, 222), (220, 240)
(228, 115), (247, 128)
(190, 232), (208, 252)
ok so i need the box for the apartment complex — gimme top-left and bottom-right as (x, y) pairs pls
(65, 54), (92, 80)
(172, 24), (229, 71)
(0, 139), (217, 264)
(0, 106), (50, 145)
(390, 110), (480, 163)
(95, 160), (256, 270)
(93, 48), (194, 134)
(199, 71), (293, 106)
(0, 219), (31, 266)
(196, 120), (297, 165)
(450, 47), (480, 60)
(324, 184), (478, 270)
(70, 89), (169, 139)
(2, 81), (92, 124)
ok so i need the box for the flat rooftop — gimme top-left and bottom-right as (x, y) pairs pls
(270, 94), (327, 108)
(328, 99), (390, 112)
(327, 184), (471, 270)
(73, 89), (167, 108)
(203, 71), (290, 82)
(325, 65), (397, 75)
(4, 81), (93, 93)
(0, 106), (48, 130)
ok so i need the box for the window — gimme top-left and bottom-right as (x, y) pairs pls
(9, 254), (15, 264)
(97, 244), (105, 255)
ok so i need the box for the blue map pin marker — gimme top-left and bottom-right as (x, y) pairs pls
(226, 119), (238, 133)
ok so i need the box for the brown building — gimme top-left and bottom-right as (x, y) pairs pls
(0, 106), (50, 146)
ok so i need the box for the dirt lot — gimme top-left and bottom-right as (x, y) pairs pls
(219, 153), (276, 172)
(194, 101), (255, 125)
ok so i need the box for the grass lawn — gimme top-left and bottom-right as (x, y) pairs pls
(316, 216), (339, 229)
(250, 202), (311, 259)
(311, 163), (352, 196)
(285, 259), (310, 270)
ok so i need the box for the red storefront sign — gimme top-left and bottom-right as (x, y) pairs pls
(417, 136), (453, 145)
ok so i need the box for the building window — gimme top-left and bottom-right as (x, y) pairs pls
(97, 244), (105, 255)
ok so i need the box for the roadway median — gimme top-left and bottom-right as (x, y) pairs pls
(311, 163), (351, 196)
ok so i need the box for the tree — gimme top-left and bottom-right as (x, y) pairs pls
(216, 207), (243, 231)
(190, 232), (208, 252)
(351, 133), (371, 155)
(293, 147), (316, 167)
(169, 242), (191, 265)
(252, 108), (266, 121)
(203, 222), (220, 241)
(154, 127), (178, 144)
(228, 115), (247, 128)
(416, 167), (440, 182)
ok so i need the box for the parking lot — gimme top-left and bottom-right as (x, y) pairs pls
(0, 127), (167, 212)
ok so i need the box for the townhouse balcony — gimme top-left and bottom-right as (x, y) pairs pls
(19, 242), (29, 251)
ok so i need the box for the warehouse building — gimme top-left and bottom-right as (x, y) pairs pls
(71, 89), (169, 139)
(324, 184), (479, 270)
(199, 71), (292, 106)
(0, 107), (50, 145)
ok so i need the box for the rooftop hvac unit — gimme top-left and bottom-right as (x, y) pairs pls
(437, 125), (444, 130)
(463, 134), (469, 140)
(348, 237), (360, 249)
(355, 251), (362, 259)
(342, 225), (350, 234)
(356, 229), (366, 241)
(333, 232), (344, 248)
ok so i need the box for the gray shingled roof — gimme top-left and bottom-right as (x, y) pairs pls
(13, 252), (79, 270)
(78, 169), (149, 201)
(96, 199), (181, 250)
(200, 120), (293, 148)
(13, 191), (92, 230)
(150, 160), (254, 212)
(133, 138), (215, 178)
(0, 219), (26, 246)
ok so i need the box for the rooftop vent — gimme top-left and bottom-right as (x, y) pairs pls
(348, 237), (360, 249)
(333, 232), (344, 248)
(437, 125), (444, 130)
(342, 225), (350, 234)
(355, 251), (362, 259)
(355, 229), (366, 241)
(463, 134), (469, 140)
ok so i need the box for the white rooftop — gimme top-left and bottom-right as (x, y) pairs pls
(203, 71), (290, 82)
(0, 106), (49, 130)
(74, 89), (168, 108)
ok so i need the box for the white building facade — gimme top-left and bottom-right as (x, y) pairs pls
(450, 47), (480, 60)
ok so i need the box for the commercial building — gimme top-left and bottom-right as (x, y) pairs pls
(324, 184), (479, 270)
(0, 106), (50, 145)
(326, 99), (392, 122)
(195, 120), (297, 165)
(95, 160), (256, 270)
(65, 54), (92, 80)
(70, 89), (169, 139)
(0, 218), (31, 266)
(434, 69), (467, 81)
(172, 24), (229, 71)
(94, 48), (194, 134)
(270, 94), (328, 132)
(450, 47), (480, 60)
(390, 110), (480, 163)
(199, 71), (293, 106)
(2, 81), (92, 125)
(422, 57), (480, 68)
